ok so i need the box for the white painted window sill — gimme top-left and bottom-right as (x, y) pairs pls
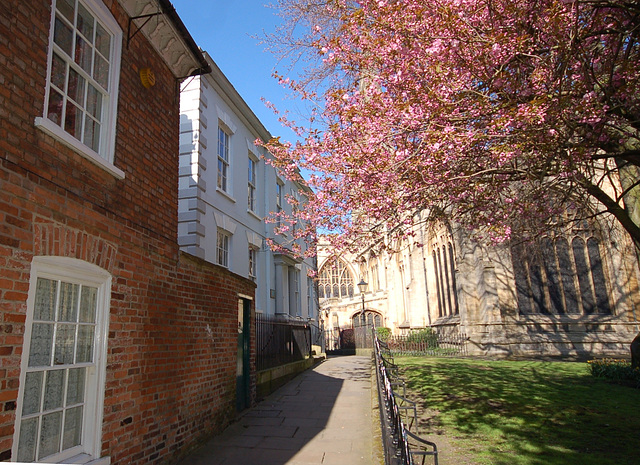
(35, 117), (125, 180)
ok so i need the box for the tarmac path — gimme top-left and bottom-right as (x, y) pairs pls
(176, 355), (379, 465)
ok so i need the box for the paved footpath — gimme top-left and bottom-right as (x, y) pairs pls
(176, 355), (380, 465)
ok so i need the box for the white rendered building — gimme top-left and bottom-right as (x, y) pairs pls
(179, 53), (318, 321)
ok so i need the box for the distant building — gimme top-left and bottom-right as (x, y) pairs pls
(179, 54), (318, 322)
(318, 209), (640, 358)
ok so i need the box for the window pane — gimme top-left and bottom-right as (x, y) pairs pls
(573, 237), (596, 313)
(63, 405), (83, 450)
(54, 323), (76, 365)
(76, 325), (94, 363)
(74, 35), (92, 74)
(53, 16), (73, 56)
(67, 68), (86, 105)
(51, 52), (67, 91)
(86, 84), (102, 120)
(556, 238), (579, 314)
(512, 246), (533, 314)
(39, 411), (62, 460)
(76, 3), (94, 43)
(83, 115), (100, 152)
(22, 371), (44, 416)
(587, 238), (612, 314)
(35, 278), (57, 321)
(95, 22), (111, 57)
(47, 89), (64, 126)
(17, 417), (38, 462)
(56, 0), (75, 22)
(29, 323), (54, 367)
(43, 369), (65, 411)
(448, 244), (459, 314)
(218, 160), (227, 190)
(529, 262), (546, 313)
(64, 101), (82, 138)
(542, 238), (564, 314)
(93, 53), (109, 90)
(59, 282), (79, 322)
(80, 286), (97, 323)
(66, 367), (85, 405)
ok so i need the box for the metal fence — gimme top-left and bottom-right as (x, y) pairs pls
(384, 332), (468, 357)
(255, 315), (312, 371)
(373, 331), (439, 465)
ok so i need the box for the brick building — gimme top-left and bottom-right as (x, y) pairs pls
(1, 1), (255, 464)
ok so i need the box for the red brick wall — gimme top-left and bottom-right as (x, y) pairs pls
(0, 1), (256, 464)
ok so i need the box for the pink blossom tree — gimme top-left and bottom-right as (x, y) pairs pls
(261, 0), (640, 255)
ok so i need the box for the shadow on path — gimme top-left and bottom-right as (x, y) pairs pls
(176, 355), (375, 465)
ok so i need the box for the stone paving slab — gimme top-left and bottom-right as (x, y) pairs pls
(175, 356), (379, 465)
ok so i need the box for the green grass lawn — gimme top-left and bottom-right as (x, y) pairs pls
(395, 356), (640, 465)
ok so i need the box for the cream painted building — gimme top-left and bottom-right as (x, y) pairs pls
(318, 211), (640, 358)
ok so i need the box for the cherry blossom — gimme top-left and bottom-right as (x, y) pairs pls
(261, 0), (640, 256)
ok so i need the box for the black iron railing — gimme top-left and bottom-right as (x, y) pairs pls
(256, 315), (312, 371)
(373, 331), (438, 465)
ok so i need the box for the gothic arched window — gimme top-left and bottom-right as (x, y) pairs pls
(432, 239), (459, 317)
(512, 235), (612, 315)
(318, 257), (355, 300)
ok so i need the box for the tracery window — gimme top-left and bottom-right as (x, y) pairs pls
(318, 257), (355, 300)
(512, 235), (612, 315)
(432, 240), (459, 317)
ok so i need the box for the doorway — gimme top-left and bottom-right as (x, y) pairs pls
(236, 297), (251, 411)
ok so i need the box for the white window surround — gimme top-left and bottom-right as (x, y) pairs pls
(13, 256), (111, 464)
(213, 212), (237, 235)
(37, 0), (123, 180)
(216, 229), (230, 268)
(247, 155), (257, 214)
(248, 247), (257, 279)
(217, 126), (231, 193)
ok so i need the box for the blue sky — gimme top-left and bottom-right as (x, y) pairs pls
(172, 0), (301, 141)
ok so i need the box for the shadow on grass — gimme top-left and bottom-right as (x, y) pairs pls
(398, 357), (640, 465)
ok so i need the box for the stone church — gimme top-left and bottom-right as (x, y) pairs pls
(317, 210), (640, 358)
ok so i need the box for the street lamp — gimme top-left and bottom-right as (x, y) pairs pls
(357, 278), (368, 326)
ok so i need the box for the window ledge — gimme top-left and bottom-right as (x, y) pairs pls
(18, 453), (112, 465)
(517, 313), (615, 323)
(35, 117), (125, 180)
(248, 210), (262, 221)
(216, 187), (236, 203)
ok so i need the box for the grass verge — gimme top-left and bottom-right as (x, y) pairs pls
(396, 356), (640, 465)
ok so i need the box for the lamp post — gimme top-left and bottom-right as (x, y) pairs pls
(357, 278), (368, 327)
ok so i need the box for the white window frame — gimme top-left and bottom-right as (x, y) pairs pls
(247, 155), (257, 213)
(248, 246), (257, 280)
(217, 127), (230, 192)
(36, 0), (123, 179)
(216, 229), (230, 268)
(13, 256), (111, 464)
